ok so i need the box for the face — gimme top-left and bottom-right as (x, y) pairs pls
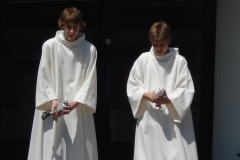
(62, 22), (81, 42)
(151, 40), (170, 56)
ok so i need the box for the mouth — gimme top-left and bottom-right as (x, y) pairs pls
(156, 52), (165, 56)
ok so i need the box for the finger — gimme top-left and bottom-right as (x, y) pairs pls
(156, 100), (162, 104)
(62, 110), (71, 114)
(160, 89), (166, 95)
(156, 96), (164, 104)
(63, 106), (71, 110)
(59, 113), (64, 117)
(52, 112), (58, 118)
(152, 94), (159, 100)
(51, 107), (55, 113)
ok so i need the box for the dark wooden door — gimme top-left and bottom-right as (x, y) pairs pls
(96, 0), (204, 160)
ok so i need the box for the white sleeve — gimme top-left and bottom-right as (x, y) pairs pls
(35, 42), (58, 110)
(127, 60), (147, 118)
(166, 59), (195, 123)
(73, 46), (97, 113)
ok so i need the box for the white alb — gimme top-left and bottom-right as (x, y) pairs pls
(127, 47), (198, 160)
(28, 31), (98, 160)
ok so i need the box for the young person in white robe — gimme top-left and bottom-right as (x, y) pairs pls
(28, 7), (98, 160)
(127, 21), (198, 160)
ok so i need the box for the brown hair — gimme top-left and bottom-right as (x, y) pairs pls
(149, 21), (171, 42)
(57, 7), (86, 30)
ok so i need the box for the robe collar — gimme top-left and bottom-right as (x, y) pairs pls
(55, 30), (85, 47)
(150, 47), (179, 61)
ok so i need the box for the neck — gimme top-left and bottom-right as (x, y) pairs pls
(165, 49), (170, 55)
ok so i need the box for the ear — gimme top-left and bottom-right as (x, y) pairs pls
(61, 23), (66, 30)
(167, 39), (171, 45)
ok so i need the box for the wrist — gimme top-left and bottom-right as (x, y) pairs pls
(166, 97), (171, 104)
(71, 101), (80, 108)
(143, 91), (151, 96)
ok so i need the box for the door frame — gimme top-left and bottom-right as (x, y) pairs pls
(94, 0), (216, 160)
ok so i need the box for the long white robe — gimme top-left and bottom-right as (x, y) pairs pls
(127, 47), (198, 160)
(28, 31), (98, 160)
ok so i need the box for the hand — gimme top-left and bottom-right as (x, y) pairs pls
(143, 89), (171, 105)
(143, 92), (159, 103)
(62, 101), (80, 115)
(160, 89), (171, 104)
(51, 99), (60, 118)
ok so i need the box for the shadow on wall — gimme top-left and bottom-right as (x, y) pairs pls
(0, 48), (22, 105)
(0, 48), (29, 160)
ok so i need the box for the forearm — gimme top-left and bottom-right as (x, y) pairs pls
(70, 101), (80, 108)
(143, 91), (171, 105)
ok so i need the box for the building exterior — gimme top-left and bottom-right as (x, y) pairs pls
(213, 0), (240, 160)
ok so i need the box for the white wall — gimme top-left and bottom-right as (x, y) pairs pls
(213, 0), (240, 159)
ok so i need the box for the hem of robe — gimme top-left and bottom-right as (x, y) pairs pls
(134, 97), (148, 118)
(36, 92), (57, 111)
(167, 89), (194, 123)
(129, 87), (147, 118)
(166, 103), (181, 123)
(74, 91), (96, 114)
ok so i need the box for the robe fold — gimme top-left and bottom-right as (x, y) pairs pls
(28, 30), (98, 160)
(127, 47), (198, 160)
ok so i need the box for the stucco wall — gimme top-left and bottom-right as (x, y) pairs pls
(213, 0), (240, 159)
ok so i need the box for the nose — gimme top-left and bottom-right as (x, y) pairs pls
(156, 45), (162, 50)
(69, 28), (74, 33)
